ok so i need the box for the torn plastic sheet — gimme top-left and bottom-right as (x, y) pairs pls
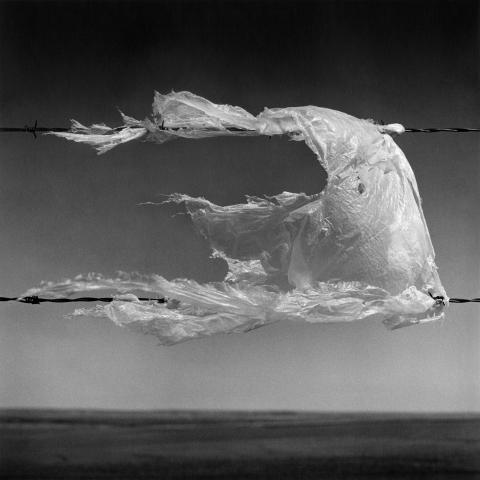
(48, 91), (261, 154)
(34, 91), (447, 344)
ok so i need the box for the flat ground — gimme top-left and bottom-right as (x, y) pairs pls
(0, 410), (479, 479)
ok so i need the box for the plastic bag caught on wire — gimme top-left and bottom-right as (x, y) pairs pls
(31, 91), (447, 344)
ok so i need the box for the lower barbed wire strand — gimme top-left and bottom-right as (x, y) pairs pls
(0, 295), (479, 305)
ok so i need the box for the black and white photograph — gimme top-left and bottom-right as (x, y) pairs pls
(0, 0), (479, 478)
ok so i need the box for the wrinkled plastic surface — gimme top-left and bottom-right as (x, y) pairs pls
(35, 91), (447, 344)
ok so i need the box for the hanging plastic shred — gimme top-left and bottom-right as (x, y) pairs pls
(29, 91), (447, 344)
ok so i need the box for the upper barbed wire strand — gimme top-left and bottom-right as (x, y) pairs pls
(1, 124), (480, 137)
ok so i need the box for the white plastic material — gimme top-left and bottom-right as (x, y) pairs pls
(34, 91), (447, 344)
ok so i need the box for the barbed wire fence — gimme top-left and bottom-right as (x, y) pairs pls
(0, 120), (479, 308)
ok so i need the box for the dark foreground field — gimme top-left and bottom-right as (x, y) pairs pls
(0, 410), (479, 479)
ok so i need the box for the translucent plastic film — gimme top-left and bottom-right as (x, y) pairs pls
(35, 91), (447, 344)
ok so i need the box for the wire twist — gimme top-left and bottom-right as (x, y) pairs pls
(448, 297), (480, 303)
(404, 128), (480, 133)
(0, 296), (166, 304)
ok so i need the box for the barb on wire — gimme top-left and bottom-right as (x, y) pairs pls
(0, 122), (69, 139)
(428, 292), (480, 305)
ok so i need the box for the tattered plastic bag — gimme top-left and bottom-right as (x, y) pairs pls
(26, 91), (447, 344)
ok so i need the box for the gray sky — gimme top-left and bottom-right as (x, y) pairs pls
(0, 0), (478, 411)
